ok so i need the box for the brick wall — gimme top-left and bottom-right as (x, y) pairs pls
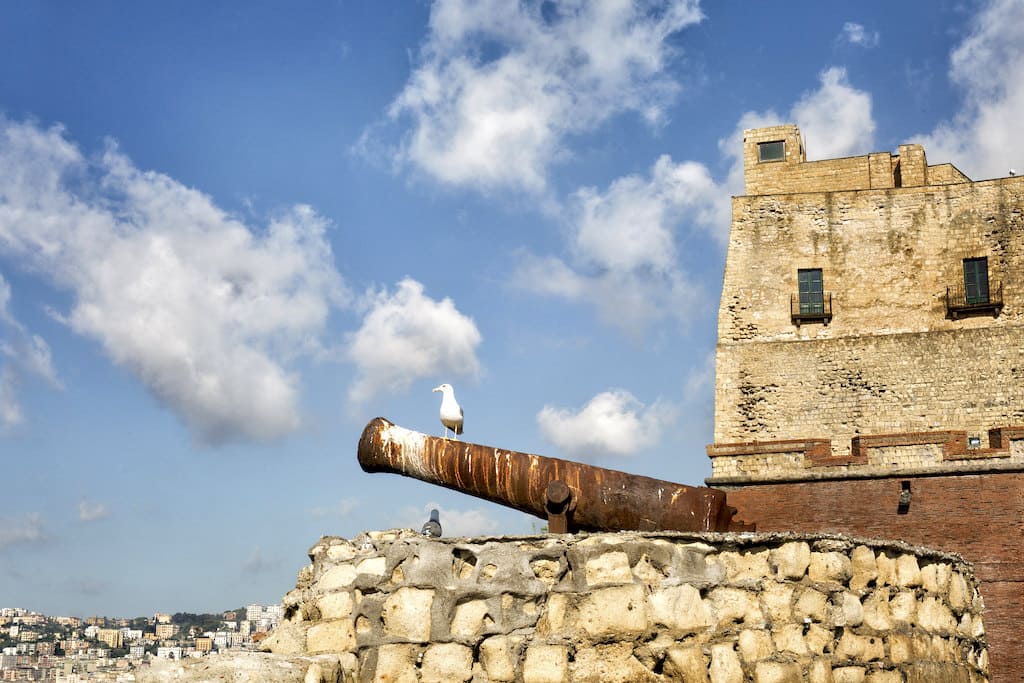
(720, 472), (1024, 682)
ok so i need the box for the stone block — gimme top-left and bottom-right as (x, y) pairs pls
(306, 619), (355, 654)
(865, 671), (902, 683)
(831, 667), (866, 683)
(578, 584), (647, 639)
(808, 551), (852, 584)
(861, 592), (892, 631)
(325, 541), (358, 563)
(917, 595), (957, 634)
(894, 555), (921, 587)
(794, 587), (828, 623)
(738, 628), (774, 663)
(572, 643), (656, 683)
(887, 633), (913, 664)
(761, 582), (794, 625)
(420, 642), (473, 683)
(382, 587), (434, 642)
(536, 592), (568, 636)
(804, 624), (831, 655)
(920, 562), (951, 594)
(664, 644), (709, 682)
(708, 586), (764, 628)
(874, 554), (895, 587)
(889, 591), (917, 627)
(356, 556), (387, 577)
(772, 623), (807, 656)
(709, 643), (743, 683)
(585, 551), (633, 585)
(648, 584), (712, 634)
(754, 661), (802, 683)
(451, 599), (490, 639)
(772, 542), (811, 579)
(317, 565), (358, 592)
(720, 549), (771, 583)
(523, 644), (568, 683)
(371, 644), (419, 683)
(480, 635), (521, 682)
(833, 592), (862, 627)
(808, 658), (833, 683)
(835, 632), (884, 662)
(316, 592), (353, 621)
(849, 546), (877, 593)
(948, 571), (970, 613)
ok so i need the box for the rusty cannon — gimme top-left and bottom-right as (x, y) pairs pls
(358, 417), (749, 533)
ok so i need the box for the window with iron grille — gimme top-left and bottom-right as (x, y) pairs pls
(963, 257), (989, 305)
(798, 269), (824, 314)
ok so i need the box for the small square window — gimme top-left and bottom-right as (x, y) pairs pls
(758, 140), (785, 162)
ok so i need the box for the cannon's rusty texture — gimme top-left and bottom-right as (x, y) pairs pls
(358, 417), (749, 533)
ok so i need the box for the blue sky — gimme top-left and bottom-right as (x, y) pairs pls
(1, 0), (1022, 617)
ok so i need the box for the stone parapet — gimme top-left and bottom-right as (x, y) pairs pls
(235, 530), (992, 682)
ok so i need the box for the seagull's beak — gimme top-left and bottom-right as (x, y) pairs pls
(432, 386), (441, 392)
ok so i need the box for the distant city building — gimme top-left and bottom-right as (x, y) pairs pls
(154, 624), (178, 639)
(194, 637), (212, 653)
(154, 613), (172, 624)
(155, 646), (182, 660)
(97, 628), (124, 649)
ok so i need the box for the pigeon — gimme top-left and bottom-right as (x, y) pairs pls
(432, 383), (464, 439)
(421, 508), (442, 537)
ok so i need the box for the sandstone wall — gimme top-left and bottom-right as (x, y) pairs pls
(715, 175), (1024, 459)
(252, 530), (988, 683)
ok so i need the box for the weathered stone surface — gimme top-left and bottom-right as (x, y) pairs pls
(258, 531), (988, 683)
(523, 644), (568, 683)
(664, 644), (710, 682)
(708, 586), (764, 627)
(584, 551), (633, 585)
(577, 584), (647, 638)
(420, 642), (473, 683)
(809, 552), (852, 585)
(709, 642), (743, 683)
(306, 620), (355, 654)
(137, 652), (353, 683)
(772, 542), (811, 579)
(648, 584), (712, 634)
(382, 587), (433, 641)
(479, 635), (521, 682)
(755, 661), (802, 683)
(572, 643), (657, 683)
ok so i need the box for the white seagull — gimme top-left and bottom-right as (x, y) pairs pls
(432, 383), (464, 439)
(421, 508), (442, 538)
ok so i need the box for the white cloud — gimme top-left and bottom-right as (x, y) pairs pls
(395, 502), (500, 537)
(346, 278), (482, 403)
(78, 500), (109, 522)
(310, 497), (358, 519)
(0, 513), (45, 550)
(536, 389), (676, 459)
(791, 67), (875, 161)
(838, 22), (879, 48)
(0, 273), (61, 430)
(514, 155), (722, 331)
(0, 118), (348, 444)
(914, 0), (1024, 179)
(380, 0), (703, 192)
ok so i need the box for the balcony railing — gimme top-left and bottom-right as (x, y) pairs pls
(791, 292), (832, 326)
(946, 281), (1003, 319)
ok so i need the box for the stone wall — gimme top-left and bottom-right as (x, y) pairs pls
(717, 472), (1024, 682)
(243, 530), (988, 682)
(715, 160), (1024, 461)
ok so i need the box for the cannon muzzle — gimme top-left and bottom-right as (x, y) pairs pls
(358, 417), (747, 533)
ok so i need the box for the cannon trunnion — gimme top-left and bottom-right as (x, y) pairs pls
(357, 417), (748, 533)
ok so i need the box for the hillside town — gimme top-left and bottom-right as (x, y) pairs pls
(0, 604), (283, 681)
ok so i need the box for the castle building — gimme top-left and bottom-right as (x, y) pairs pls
(708, 125), (1024, 681)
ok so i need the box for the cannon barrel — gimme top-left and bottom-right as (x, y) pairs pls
(358, 417), (746, 533)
